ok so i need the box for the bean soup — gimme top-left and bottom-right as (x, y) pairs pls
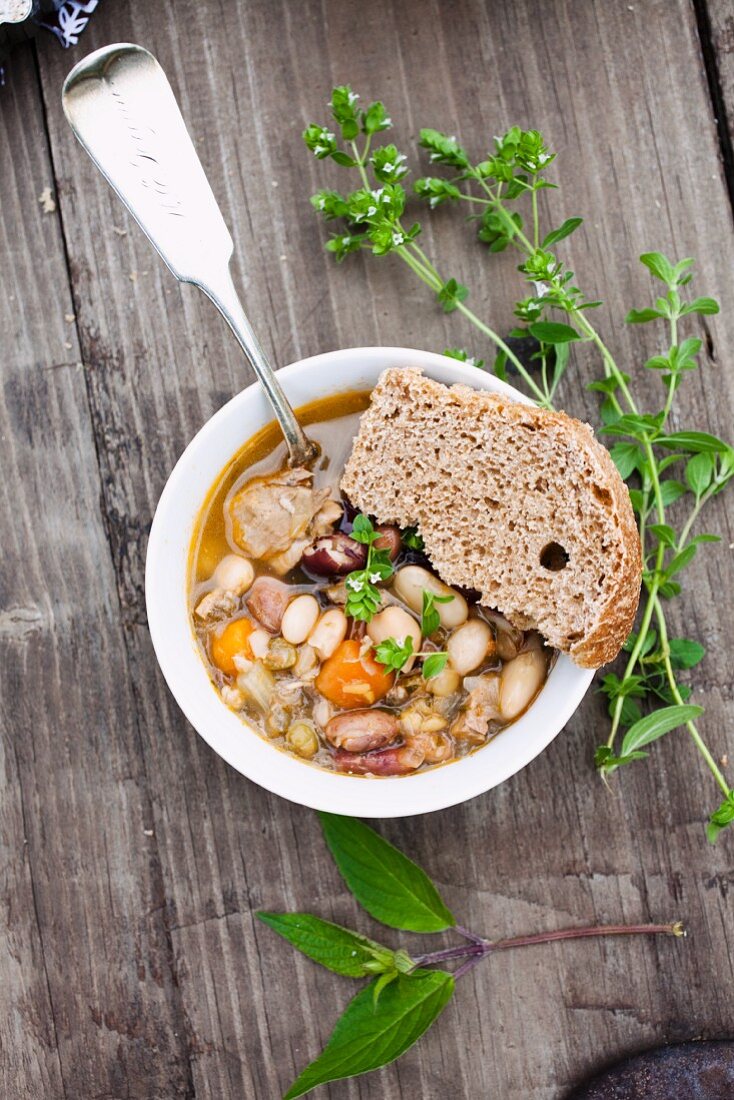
(189, 390), (554, 776)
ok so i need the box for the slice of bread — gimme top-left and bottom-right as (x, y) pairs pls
(340, 367), (641, 669)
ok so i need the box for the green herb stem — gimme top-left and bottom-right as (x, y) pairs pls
(414, 920), (685, 973)
(491, 920), (685, 950)
(653, 596), (729, 797)
(307, 100), (733, 838)
(606, 580), (661, 746)
(453, 299), (551, 405)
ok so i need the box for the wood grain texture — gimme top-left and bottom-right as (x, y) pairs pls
(0, 43), (192, 1099)
(702, 0), (734, 195)
(0, 0), (731, 1096)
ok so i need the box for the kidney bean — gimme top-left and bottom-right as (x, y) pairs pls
(245, 577), (292, 633)
(302, 532), (367, 576)
(333, 744), (425, 776)
(374, 524), (402, 561)
(324, 709), (399, 753)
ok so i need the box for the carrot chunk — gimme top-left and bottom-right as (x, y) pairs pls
(210, 617), (255, 676)
(315, 639), (394, 710)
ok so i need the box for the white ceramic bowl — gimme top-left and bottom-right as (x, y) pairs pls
(146, 347), (594, 817)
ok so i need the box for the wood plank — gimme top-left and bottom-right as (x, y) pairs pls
(32, 0), (734, 1096)
(701, 0), (734, 199)
(0, 43), (192, 1098)
(1, 45), (73, 1099)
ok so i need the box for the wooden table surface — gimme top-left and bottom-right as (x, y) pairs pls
(2, 1), (734, 1097)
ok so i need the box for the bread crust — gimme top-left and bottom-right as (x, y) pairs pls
(341, 367), (641, 669)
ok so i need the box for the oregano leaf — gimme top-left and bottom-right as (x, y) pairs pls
(620, 704), (704, 756)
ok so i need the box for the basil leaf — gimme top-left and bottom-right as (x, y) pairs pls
(528, 320), (581, 344)
(437, 277), (469, 313)
(256, 912), (395, 978)
(618, 696), (643, 728)
(284, 971), (454, 1099)
(362, 100), (391, 135)
(620, 704), (704, 756)
(688, 533), (721, 546)
(600, 412), (664, 440)
(402, 526), (425, 551)
(319, 813), (455, 932)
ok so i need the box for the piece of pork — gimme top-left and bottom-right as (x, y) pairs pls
(229, 467), (331, 562)
(194, 587), (240, 622)
(450, 673), (501, 744)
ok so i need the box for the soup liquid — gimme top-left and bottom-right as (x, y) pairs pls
(189, 390), (371, 589)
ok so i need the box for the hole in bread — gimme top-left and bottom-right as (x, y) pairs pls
(540, 542), (569, 572)
(592, 484), (612, 507)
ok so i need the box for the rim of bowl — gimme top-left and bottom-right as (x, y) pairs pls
(145, 346), (594, 817)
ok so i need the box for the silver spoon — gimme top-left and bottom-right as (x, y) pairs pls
(62, 43), (318, 467)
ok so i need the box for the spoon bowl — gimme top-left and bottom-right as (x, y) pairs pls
(62, 42), (317, 466)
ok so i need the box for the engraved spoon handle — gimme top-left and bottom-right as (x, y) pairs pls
(62, 42), (317, 467)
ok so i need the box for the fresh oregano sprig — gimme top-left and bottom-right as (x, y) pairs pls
(304, 88), (553, 407)
(258, 814), (684, 1098)
(303, 89), (734, 841)
(344, 513), (394, 621)
(373, 633), (450, 680)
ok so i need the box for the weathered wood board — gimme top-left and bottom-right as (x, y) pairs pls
(1, 1), (733, 1096)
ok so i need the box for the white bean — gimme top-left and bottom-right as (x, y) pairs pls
(392, 565), (468, 629)
(426, 665), (461, 697)
(367, 606), (421, 669)
(281, 594), (320, 645)
(212, 554), (254, 595)
(446, 620), (494, 676)
(308, 608), (348, 660)
(499, 649), (546, 720)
